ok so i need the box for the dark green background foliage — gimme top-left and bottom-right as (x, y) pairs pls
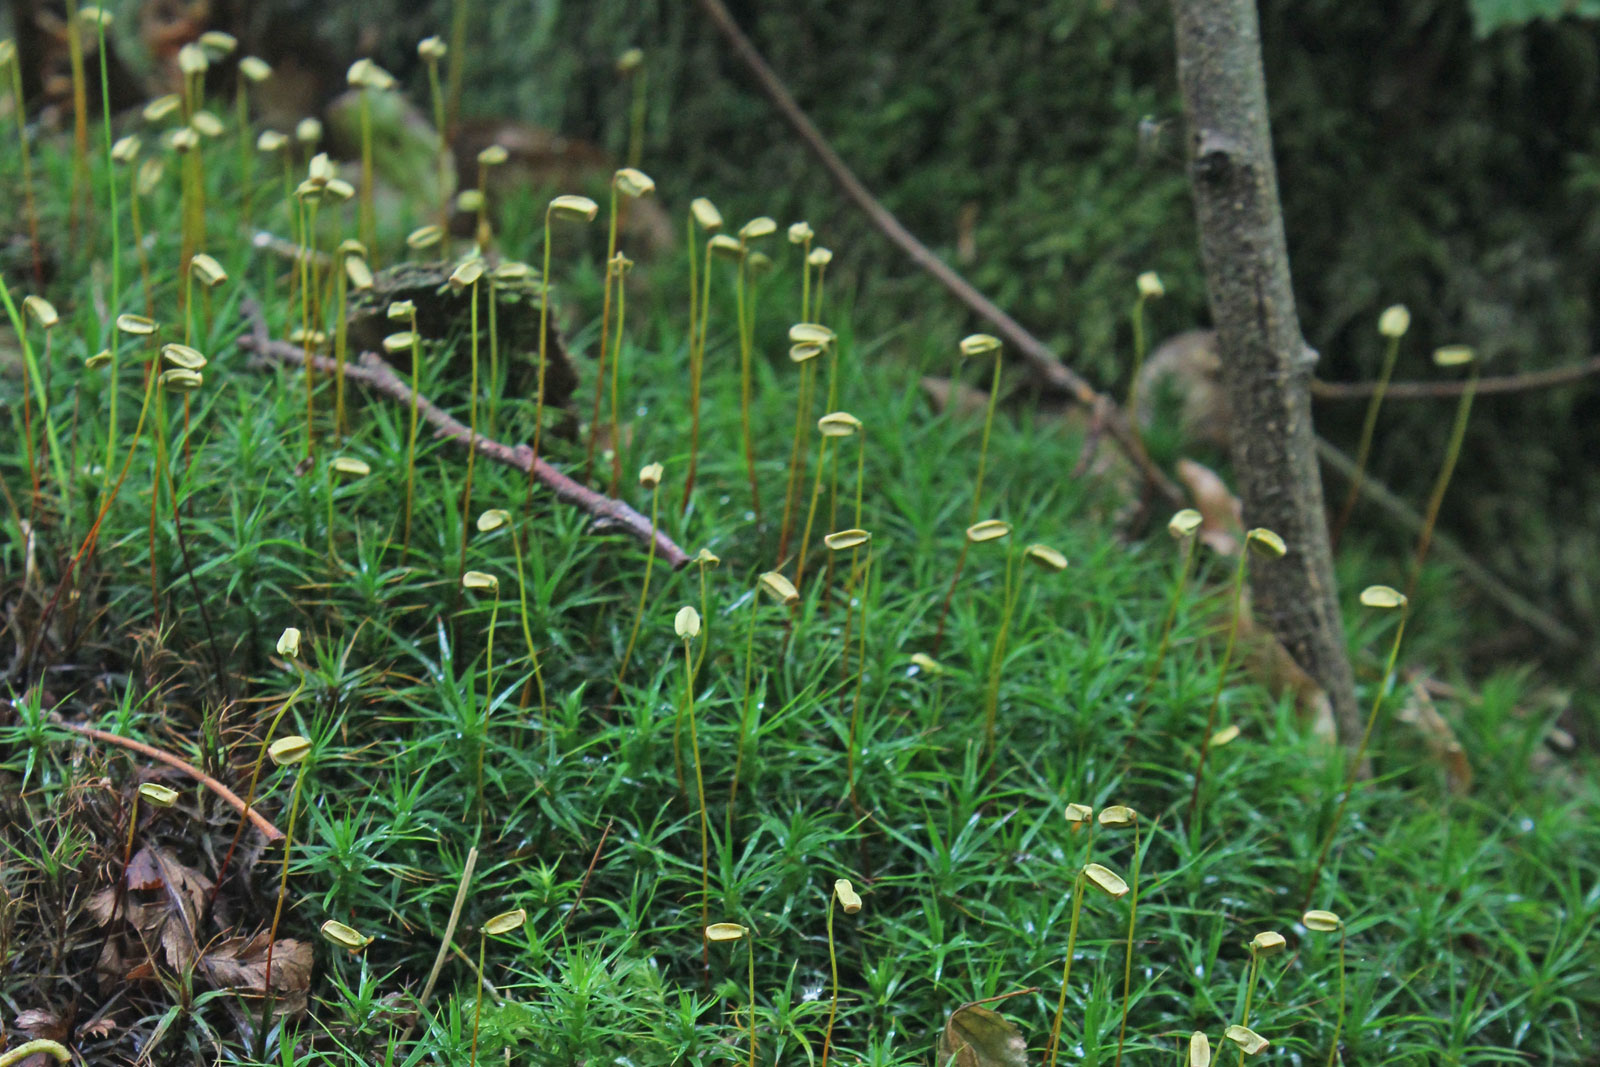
(390, 0), (1600, 678)
(21, 0), (1600, 664)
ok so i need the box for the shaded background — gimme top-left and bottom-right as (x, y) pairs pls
(10, 0), (1600, 706)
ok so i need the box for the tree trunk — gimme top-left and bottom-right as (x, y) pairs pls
(1174, 0), (1361, 744)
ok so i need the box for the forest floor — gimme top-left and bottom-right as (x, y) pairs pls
(1, 21), (1598, 1067)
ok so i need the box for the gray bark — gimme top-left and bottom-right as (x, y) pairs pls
(1174, 0), (1361, 743)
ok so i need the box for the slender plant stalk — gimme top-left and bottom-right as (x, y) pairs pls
(445, 0), (471, 135)
(777, 357), (815, 560)
(1328, 927), (1347, 1067)
(20, 327), (38, 511)
(400, 317), (422, 548)
(63, 0), (90, 246)
(795, 433), (832, 587)
(682, 237), (716, 512)
(1331, 328), (1404, 546)
(358, 88), (376, 260)
(731, 587), (761, 816)
(110, 785), (144, 936)
(424, 53), (450, 228)
(3, 286), (69, 507)
(1113, 819), (1144, 1067)
(981, 537), (1020, 758)
(972, 353), (1003, 513)
(734, 254), (762, 523)
(683, 633), (711, 984)
(96, 17), (119, 318)
(333, 259), (351, 436)
(934, 350), (1004, 650)
(745, 935), (757, 1067)
(260, 762), (308, 1034)
(613, 480), (660, 696)
(457, 279), (481, 583)
(528, 208), (556, 491)
(470, 929), (488, 1067)
(486, 276), (500, 438)
(6, 49), (43, 281)
(822, 891), (840, 1067)
(681, 215), (701, 514)
(299, 196), (322, 457)
(1126, 292), (1151, 416)
(1406, 365), (1479, 602)
(1130, 531), (1201, 733)
(1188, 547), (1251, 832)
(1045, 868), (1088, 1067)
(799, 235), (813, 320)
(607, 258), (632, 495)
(18, 341), (161, 675)
(325, 462), (338, 567)
(821, 428), (866, 605)
(1235, 948), (1263, 1067)
(129, 171), (153, 320)
(235, 71), (253, 208)
(214, 677), (304, 897)
(694, 556), (715, 680)
(845, 551), (873, 811)
(473, 156), (490, 251)
(146, 354), (175, 614)
(472, 582), (500, 819)
(1304, 608), (1408, 908)
(586, 186), (622, 482)
(814, 259), (829, 328)
(626, 61), (647, 169)
(511, 522), (548, 713)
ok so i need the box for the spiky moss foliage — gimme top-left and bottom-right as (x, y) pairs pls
(0, 60), (1597, 1067)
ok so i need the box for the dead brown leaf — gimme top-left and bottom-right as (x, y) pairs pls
(14, 1006), (70, 1042)
(920, 376), (992, 420)
(1397, 681), (1473, 793)
(201, 933), (314, 998)
(1235, 594), (1338, 742)
(88, 846), (215, 981)
(1176, 458), (1242, 556)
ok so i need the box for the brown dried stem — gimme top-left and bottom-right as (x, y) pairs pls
(238, 302), (689, 568)
(60, 722), (284, 841)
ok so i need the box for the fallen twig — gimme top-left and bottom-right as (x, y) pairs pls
(693, 0), (1183, 507)
(238, 301), (689, 568)
(59, 722), (285, 841)
(1313, 356), (1600, 401)
(1315, 436), (1579, 650)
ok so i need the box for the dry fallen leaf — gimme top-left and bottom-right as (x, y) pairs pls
(920, 376), (993, 420)
(202, 933), (314, 998)
(936, 1000), (1029, 1067)
(13, 1006), (70, 1042)
(1397, 680), (1472, 794)
(1176, 459), (1242, 557)
(86, 846), (216, 979)
(1235, 592), (1337, 742)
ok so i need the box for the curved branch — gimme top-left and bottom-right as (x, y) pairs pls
(1313, 356), (1600, 401)
(60, 722), (285, 841)
(693, 0), (1183, 507)
(237, 311), (689, 569)
(1315, 436), (1579, 650)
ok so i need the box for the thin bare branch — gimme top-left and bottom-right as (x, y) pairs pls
(60, 722), (285, 841)
(1313, 356), (1600, 401)
(238, 303), (689, 568)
